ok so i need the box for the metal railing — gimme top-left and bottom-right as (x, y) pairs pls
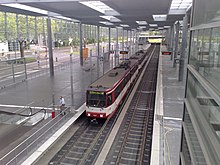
(0, 106), (71, 165)
(0, 58), (80, 90)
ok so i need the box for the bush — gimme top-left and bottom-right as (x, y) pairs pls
(25, 57), (37, 63)
(7, 57), (37, 64)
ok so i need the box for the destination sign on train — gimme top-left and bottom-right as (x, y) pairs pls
(119, 51), (128, 54)
(89, 91), (104, 95)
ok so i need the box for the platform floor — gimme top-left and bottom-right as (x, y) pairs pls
(151, 46), (185, 165)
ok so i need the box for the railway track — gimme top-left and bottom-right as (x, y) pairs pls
(104, 44), (159, 165)
(49, 102), (125, 165)
(48, 45), (159, 165)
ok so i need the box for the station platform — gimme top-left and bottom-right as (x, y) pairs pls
(151, 46), (185, 165)
(0, 44), (185, 164)
(0, 47), (112, 163)
(35, 45), (185, 165)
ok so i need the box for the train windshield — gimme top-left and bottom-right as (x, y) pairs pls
(87, 91), (106, 108)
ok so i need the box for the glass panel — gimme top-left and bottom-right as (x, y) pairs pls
(87, 91), (106, 107)
(200, 27), (220, 93)
(181, 131), (192, 165)
(28, 16), (36, 41)
(0, 12), (6, 42)
(193, 0), (220, 27)
(7, 13), (17, 41)
(197, 29), (211, 76)
(183, 108), (206, 164)
(189, 27), (220, 94)
(186, 72), (220, 140)
(18, 14), (27, 39)
(189, 30), (199, 68)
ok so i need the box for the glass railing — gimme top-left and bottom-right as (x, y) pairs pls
(0, 106), (71, 165)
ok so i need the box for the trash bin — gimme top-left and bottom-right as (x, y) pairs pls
(52, 111), (55, 118)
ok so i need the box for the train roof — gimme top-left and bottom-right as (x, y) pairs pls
(88, 50), (147, 91)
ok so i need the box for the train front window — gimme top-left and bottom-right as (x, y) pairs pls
(87, 91), (106, 108)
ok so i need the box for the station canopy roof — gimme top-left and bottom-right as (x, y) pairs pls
(0, 0), (192, 30)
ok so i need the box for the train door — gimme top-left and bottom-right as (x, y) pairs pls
(107, 93), (113, 107)
(106, 93), (113, 115)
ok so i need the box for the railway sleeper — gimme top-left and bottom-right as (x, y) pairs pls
(129, 127), (144, 132)
(128, 132), (144, 137)
(127, 137), (142, 141)
(66, 152), (83, 159)
(121, 152), (140, 160)
(126, 140), (142, 145)
(63, 156), (81, 162)
(130, 124), (145, 129)
(119, 157), (140, 165)
(129, 129), (144, 134)
(132, 116), (147, 120)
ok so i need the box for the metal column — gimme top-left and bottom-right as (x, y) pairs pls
(26, 15), (29, 42)
(42, 17), (46, 46)
(129, 30), (132, 57)
(79, 22), (83, 66)
(47, 17), (54, 77)
(70, 53), (74, 107)
(170, 25), (175, 60)
(4, 12), (8, 41)
(97, 25), (100, 78)
(116, 27), (119, 65)
(16, 14), (19, 40)
(108, 27), (111, 53)
(35, 16), (38, 43)
(173, 21), (180, 68)
(15, 14), (19, 58)
(179, 15), (188, 81)
(126, 30), (128, 58)
(122, 29), (124, 50)
(108, 27), (111, 58)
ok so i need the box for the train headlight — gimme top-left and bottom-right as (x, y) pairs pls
(87, 113), (91, 116)
(100, 114), (103, 118)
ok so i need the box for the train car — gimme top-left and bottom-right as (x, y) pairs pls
(85, 47), (149, 119)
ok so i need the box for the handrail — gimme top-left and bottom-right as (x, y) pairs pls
(0, 107), (70, 165)
(0, 108), (46, 117)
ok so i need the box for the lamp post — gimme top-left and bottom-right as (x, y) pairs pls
(70, 48), (74, 107)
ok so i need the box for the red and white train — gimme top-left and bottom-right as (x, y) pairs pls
(86, 45), (151, 119)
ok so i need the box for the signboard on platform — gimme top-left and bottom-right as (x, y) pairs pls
(162, 51), (172, 55)
(119, 51), (128, 54)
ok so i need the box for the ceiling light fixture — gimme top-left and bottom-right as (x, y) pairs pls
(2, 3), (48, 15)
(136, 21), (148, 25)
(139, 26), (146, 29)
(152, 15), (167, 21)
(120, 24), (129, 27)
(79, 1), (119, 16)
(99, 21), (114, 26)
(100, 16), (121, 22)
(164, 26), (171, 28)
(54, 16), (73, 21)
(169, 0), (192, 14)
(149, 24), (158, 27)
(1, 3), (80, 22)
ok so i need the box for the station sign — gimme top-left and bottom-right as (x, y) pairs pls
(119, 51), (128, 54)
(162, 51), (172, 55)
(89, 91), (104, 95)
